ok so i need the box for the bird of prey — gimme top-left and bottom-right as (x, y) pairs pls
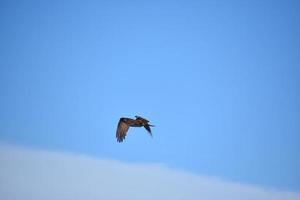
(116, 116), (154, 142)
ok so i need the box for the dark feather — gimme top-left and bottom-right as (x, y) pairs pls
(116, 118), (130, 142)
(143, 124), (153, 137)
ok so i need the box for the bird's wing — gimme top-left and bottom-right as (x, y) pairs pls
(116, 119), (130, 142)
(143, 124), (153, 137)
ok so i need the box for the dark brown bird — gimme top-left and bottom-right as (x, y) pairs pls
(116, 116), (154, 142)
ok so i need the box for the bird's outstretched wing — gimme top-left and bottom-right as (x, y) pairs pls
(116, 118), (130, 142)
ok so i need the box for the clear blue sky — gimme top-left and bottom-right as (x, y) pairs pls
(1, 0), (299, 191)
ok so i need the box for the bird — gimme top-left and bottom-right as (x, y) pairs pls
(116, 116), (154, 142)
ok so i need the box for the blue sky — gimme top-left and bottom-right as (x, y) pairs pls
(0, 0), (300, 193)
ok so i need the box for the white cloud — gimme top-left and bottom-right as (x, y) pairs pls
(0, 144), (299, 200)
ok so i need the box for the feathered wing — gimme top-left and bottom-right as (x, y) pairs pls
(116, 119), (130, 142)
(143, 124), (153, 137)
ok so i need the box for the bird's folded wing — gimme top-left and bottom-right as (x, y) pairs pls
(116, 119), (130, 142)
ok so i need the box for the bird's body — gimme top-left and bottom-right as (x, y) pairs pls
(116, 116), (154, 142)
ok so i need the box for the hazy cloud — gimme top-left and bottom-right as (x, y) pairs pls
(0, 144), (299, 200)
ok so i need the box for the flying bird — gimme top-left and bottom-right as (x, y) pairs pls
(116, 116), (154, 142)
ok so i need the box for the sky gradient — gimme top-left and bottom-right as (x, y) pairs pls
(0, 0), (300, 195)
